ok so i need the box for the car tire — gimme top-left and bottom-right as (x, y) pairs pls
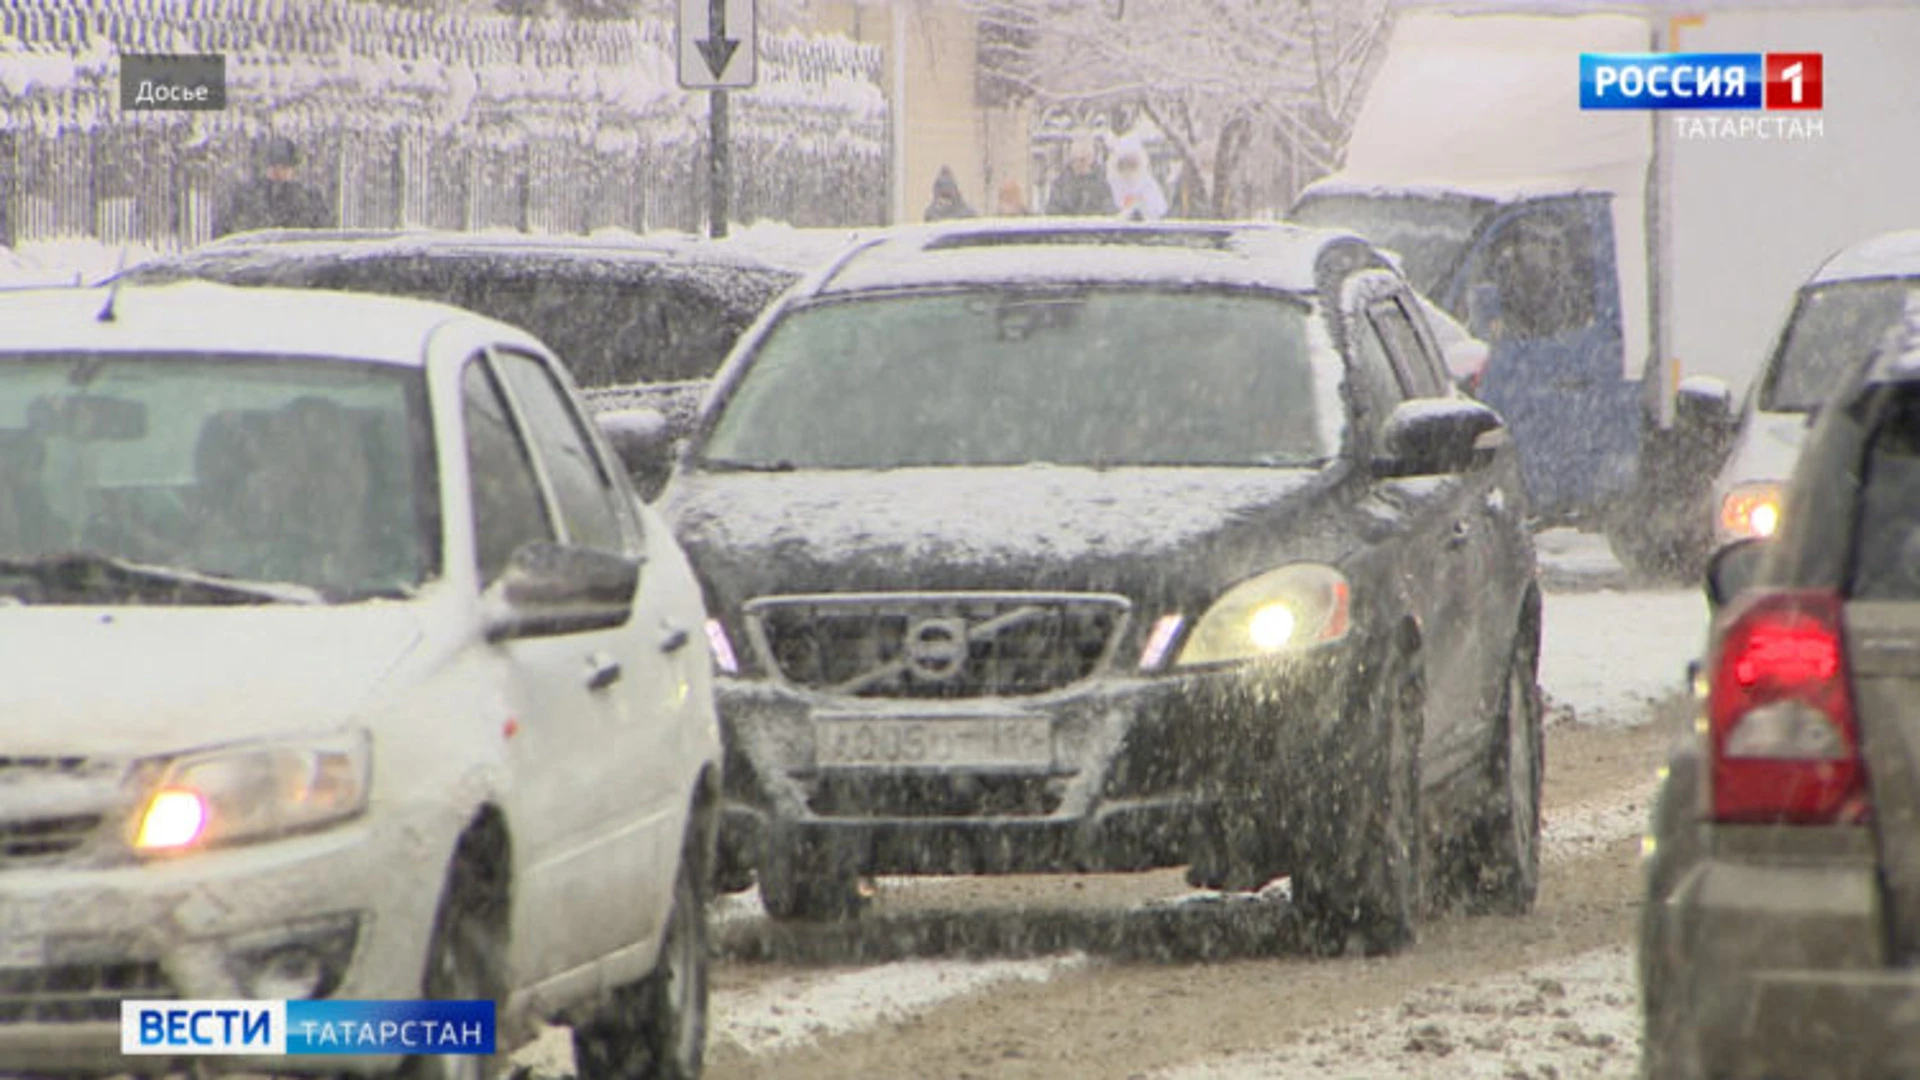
(405, 836), (510, 1080)
(1295, 644), (1426, 958)
(755, 826), (865, 922)
(1462, 617), (1544, 915)
(571, 846), (710, 1080)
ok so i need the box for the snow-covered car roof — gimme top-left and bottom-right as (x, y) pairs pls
(173, 227), (788, 274)
(1293, 175), (1598, 207)
(810, 219), (1368, 298)
(0, 281), (532, 366)
(1811, 229), (1920, 285)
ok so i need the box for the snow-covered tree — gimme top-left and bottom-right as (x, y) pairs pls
(967, 0), (1392, 216)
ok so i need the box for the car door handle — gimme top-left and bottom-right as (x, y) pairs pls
(1447, 521), (1472, 550)
(586, 653), (622, 692)
(659, 624), (691, 655)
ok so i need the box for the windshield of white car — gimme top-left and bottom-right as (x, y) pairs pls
(1288, 193), (1493, 300)
(698, 287), (1339, 471)
(1766, 279), (1920, 413)
(0, 351), (438, 604)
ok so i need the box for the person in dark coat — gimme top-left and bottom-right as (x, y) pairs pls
(1044, 136), (1116, 217)
(923, 166), (976, 222)
(215, 137), (332, 238)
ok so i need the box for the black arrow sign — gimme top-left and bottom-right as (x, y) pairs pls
(697, 0), (739, 79)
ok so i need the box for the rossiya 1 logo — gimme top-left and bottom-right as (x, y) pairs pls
(1579, 52), (1823, 111)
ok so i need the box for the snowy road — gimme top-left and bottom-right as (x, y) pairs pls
(506, 537), (1704, 1080)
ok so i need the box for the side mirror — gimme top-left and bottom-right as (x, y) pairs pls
(597, 407), (681, 501)
(1375, 398), (1506, 477)
(1674, 375), (1734, 432)
(1704, 536), (1767, 611)
(483, 542), (641, 643)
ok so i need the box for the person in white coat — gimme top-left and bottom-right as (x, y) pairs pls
(1106, 134), (1168, 222)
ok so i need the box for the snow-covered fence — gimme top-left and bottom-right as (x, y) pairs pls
(0, 0), (889, 250)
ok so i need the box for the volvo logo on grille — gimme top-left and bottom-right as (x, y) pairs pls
(902, 617), (969, 681)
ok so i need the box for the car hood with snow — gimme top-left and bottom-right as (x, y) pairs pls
(664, 463), (1360, 626)
(0, 604), (424, 758)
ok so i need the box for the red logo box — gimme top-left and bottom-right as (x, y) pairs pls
(1765, 52), (1823, 110)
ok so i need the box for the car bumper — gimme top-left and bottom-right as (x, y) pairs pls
(1655, 829), (1914, 1079)
(714, 644), (1363, 877)
(0, 814), (452, 1076)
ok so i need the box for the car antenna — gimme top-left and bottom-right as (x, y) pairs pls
(95, 245), (131, 323)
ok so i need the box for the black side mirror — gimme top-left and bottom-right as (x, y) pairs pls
(1704, 536), (1767, 611)
(1375, 398), (1506, 478)
(597, 407), (680, 501)
(484, 542), (641, 643)
(1674, 375), (1735, 433)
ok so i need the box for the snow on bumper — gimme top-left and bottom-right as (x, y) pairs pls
(714, 646), (1362, 877)
(0, 814), (451, 1075)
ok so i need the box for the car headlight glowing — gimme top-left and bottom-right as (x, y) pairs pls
(132, 730), (371, 854)
(134, 789), (208, 850)
(1719, 482), (1783, 541)
(1176, 564), (1351, 667)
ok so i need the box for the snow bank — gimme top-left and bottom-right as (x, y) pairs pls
(0, 238), (161, 288)
(1540, 588), (1703, 728)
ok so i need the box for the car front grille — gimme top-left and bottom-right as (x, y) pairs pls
(745, 592), (1130, 699)
(0, 962), (175, 1024)
(807, 773), (1063, 818)
(0, 757), (118, 866)
(0, 814), (104, 862)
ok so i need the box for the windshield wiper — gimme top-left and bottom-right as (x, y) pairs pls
(700, 458), (799, 472)
(0, 552), (325, 605)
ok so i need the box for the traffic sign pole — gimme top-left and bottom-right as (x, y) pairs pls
(678, 0), (752, 239)
(709, 90), (729, 239)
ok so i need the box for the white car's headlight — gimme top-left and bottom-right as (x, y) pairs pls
(1176, 564), (1351, 667)
(132, 730), (371, 853)
(1719, 481), (1784, 541)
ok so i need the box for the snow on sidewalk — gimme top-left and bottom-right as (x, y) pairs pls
(1152, 945), (1641, 1080)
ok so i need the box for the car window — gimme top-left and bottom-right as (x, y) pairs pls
(0, 351), (436, 601)
(1849, 385), (1920, 599)
(1765, 280), (1920, 413)
(493, 349), (633, 554)
(702, 287), (1340, 470)
(1461, 204), (1599, 341)
(461, 355), (554, 586)
(1345, 315), (1406, 444)
(1367, 294), (1446, 398)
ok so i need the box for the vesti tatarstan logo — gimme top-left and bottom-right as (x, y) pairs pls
(120, 999), (496, 1057)
(1579, 51), (1824, 140)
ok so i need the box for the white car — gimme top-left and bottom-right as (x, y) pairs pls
(1709, 229), (1920, 550)
(0, 282), (722, 1079)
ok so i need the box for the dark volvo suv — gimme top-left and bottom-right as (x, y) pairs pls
(613, 220), (1543, 955)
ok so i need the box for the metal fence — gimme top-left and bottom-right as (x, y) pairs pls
(0, 0), (891, 250)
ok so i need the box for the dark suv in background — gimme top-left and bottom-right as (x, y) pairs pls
(121, 229), (799, 440)
(609, 220), (1544, 956)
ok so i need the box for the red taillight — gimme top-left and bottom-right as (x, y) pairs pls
(1707, 589), (1868, 825)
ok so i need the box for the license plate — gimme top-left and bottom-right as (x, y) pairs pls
(814, 716), (1052, 769)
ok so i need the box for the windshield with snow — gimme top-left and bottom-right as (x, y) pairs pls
(1764, 279), (1920, 413)
(0, 353), (434, 602)
(1288, 193), (1493, 301)
(699, 288), (1338, 470)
